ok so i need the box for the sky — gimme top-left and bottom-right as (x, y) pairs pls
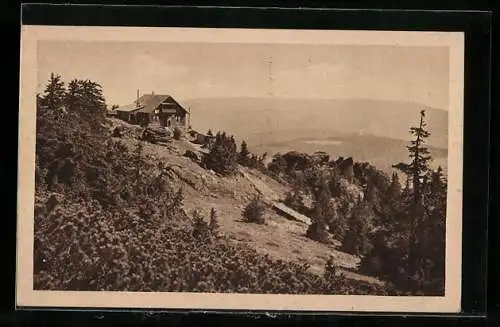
(37, 41), (450, 110)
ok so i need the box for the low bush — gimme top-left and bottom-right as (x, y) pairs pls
(34, 193), (390, 295)
(305, 220), (330, 244)
(242, 196), (266, 224)
(191, 209), (211, 241)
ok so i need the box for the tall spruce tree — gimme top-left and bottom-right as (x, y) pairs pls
(393, 110), (433, 278)
(306, 180), (333, 243)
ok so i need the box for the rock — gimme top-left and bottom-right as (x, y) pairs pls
(184, 150), (200, 162)
(311, 151), (330, 165)
(282, 151), (314, 170)
(112, 127), (123, 138)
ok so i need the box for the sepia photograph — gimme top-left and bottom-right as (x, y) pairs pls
(17, 26), (464, 312)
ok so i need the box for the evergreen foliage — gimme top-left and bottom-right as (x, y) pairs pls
(34, 73), (446, 296)
(243, 196), (266, 224)
(202, 131), (238, 175)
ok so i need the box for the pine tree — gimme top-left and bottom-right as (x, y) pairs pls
(203, 132), (238, 176)
(209, 208), (219, 231)
(306, 180), (334, 243)
(365, 181), (377, 204)
(284, 173), (305, 211)
(394, 110), (433, 279)
(65, 79), (106, 118)
(341, 199), (371, 256)
(313, 179), (332, 220)
(417, 166), (447, 294)
(388, 172), (402, 199)
(42, 73), (66, 111)
(239, 140), (251, 165)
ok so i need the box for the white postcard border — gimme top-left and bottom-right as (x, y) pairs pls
(17, 26), (464, 312)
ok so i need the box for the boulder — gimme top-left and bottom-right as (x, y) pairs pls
(112, 127), (123, 138)
(311, 151), (330, 165)
(282, 151), (313, 170)
(184, 150), (200, 162)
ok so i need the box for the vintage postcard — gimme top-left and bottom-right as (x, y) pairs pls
(17, 26), (464, 312)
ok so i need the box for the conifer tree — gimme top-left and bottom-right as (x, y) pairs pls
(66, 79), (106, 116)
(341, 197), (371, 256)
(239, 140), (251, 165)
(365, 181), (377, 204)
(209, 208), (219, 231)
(203, 131), (238, 175)
(393, 110), (433, 278)
(388, 172), (402, 199)
(284, 173), (306, 211)
(306, 180), (334, 243)
(41, 73), (66, 110)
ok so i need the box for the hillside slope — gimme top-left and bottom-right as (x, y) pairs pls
(109, 118), (383, 285)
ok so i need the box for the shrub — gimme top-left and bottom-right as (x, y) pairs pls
(203, 132), (238, 176)
(34, 193), (391, 295)
(191, 209), (211, 241)
(243, 196), (266, 224)
(323, 257), (346, 287)
(306, 220), (330, 244)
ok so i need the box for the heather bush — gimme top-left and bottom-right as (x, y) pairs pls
(34, 191), (391, 295)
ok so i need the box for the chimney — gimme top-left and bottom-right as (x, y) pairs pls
(136, 89), (139, 106)
(152, 90), (155, 96)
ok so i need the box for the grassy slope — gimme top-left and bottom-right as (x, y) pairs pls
(109, 118), (383, 286)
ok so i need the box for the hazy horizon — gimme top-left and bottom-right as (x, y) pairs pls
(37, 41), (450, 111)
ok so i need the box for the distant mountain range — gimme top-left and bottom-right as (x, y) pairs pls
(185, 97), (449, 174)
(246, 130), (447, 175)
(186, 97), (448, 149)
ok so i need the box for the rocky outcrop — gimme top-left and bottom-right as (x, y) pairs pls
(311, 151), (330, 165)
(183, 149), (200, 162)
